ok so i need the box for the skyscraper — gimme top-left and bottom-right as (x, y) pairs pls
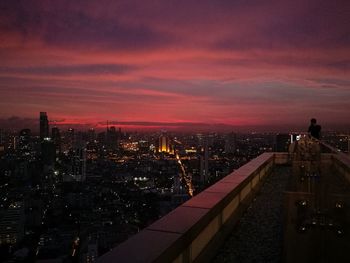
(0, 202), (25, 245)
(158, 133), (170, 153)
(51, 127), (61, 154)
(19, 129), (31, 156)
(200, 139), (209, 184)
(70, 143), (86, 182)
(40, 112), (49, 140)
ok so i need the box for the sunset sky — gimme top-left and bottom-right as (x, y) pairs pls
(0, 0), (349, 131)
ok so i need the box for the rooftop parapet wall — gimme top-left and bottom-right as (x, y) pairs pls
(98, 153), (275, 263)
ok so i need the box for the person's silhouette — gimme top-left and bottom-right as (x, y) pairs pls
(308, 118), (321, 139)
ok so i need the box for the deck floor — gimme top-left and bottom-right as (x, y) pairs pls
(213, 166), (290, 263)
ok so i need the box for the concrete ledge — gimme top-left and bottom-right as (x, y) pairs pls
(98, 153), (277, 263)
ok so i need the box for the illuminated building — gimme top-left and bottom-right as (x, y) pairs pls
(70, 142), (86, 182)
(39, 112), (49, 140)
(158, 134), (171, 153)
(19, 129), (31, 156)
(0, 202), (24, 245)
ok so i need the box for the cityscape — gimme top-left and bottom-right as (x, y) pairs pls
(1, 0), (350, 262)
(0, 112), (349, 262)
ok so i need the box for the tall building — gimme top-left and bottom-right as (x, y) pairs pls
(62, 128), (75, 152)
(106, 126), (118, 150)
(51, 127), (61, 154)
(158, 134), (170, 153)
(0, 202), (25, 245)
(200, 139), (209, 183)
(19, 129), (31, 156)
(41, 138), (56, 166)
(0, 128), (3, 145)
(225, 132), (237, 154)
(40, 112), (49, 140)
(70, 142), (86, 182)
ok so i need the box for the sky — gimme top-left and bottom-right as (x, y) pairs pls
(0, 0), (349, 131)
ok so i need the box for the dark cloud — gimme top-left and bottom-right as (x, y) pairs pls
(0, 0), (172, 50)
(2, 0), (349, 51)
(0, 116), (37, 131)
(0, 64), (137, 76)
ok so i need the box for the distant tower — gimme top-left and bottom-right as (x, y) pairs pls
(107, 126), (118, 150)
(70, 142), (86, 182)
(19, 129), (31, 153)
(158, 133), (170, 153)
(0, 129), (3, 145)
(225, 132), (237, 154)
(200, 139), (209, 183)
(40, 112), (49, 140)
(66, 128), (75, 151)
(51, 127), (61, 154)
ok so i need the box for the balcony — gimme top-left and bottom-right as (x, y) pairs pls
(98, 141), (350, 263)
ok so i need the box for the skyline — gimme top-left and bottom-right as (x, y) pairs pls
(1, 0), (350, 131)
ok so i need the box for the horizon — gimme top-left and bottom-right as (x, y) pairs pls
(0, 113), (349, 133)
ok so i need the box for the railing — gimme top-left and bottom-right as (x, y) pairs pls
(98, 152), (289, 263)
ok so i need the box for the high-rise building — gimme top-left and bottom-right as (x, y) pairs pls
(51, 127), (61, 154)
(200, 139), (209, 183)
(0, 128), (3, 145)
(40, 112), (49, 140)
(41, 138), (56, 166)
(106, 126), (118, 150)
(70, 142), (86, 182)
(159, 134), (170, 153)
(18, 129), (32, 157)
(225, 132), (237, 154)
(0, 202), (25, 245)
(62, 128), (75, 152)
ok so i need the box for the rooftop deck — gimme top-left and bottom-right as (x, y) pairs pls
(98, 142), (350, 263)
